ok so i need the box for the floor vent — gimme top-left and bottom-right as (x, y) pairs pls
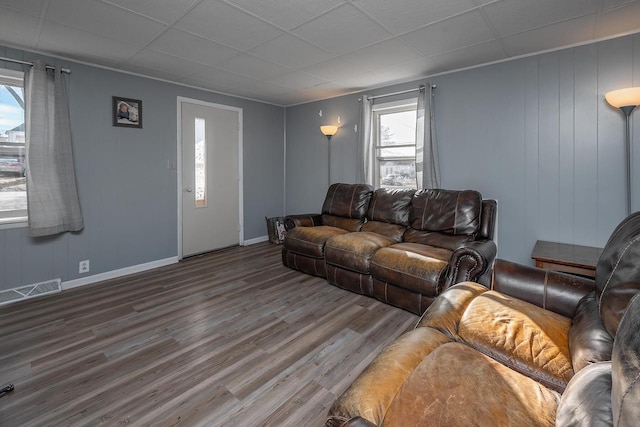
(0, 279), (62, 306)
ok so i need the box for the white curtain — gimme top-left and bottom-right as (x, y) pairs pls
(415, 83), (440, 189)
(24, 61), (83, 237)
(356, 95), (374, 185)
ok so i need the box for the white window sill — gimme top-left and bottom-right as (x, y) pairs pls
(0, 217), (28, 230)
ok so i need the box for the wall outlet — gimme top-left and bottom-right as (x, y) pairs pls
(79, 260), (90, 274)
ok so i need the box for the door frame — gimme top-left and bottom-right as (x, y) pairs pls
(176, 96), (244, 260)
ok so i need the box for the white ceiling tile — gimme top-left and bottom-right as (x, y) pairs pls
(126, 49), (205, 77)
(401, 10), (496, 56)
(353, 0), (476, 34)
(482, 0), (600, 36)
(149, 29), (241, 67)
(248, 34), (334, 69)
(217, 54), (291, 80)
(292, 4), (392, 55)
(100, 0), (200, 24)
(38, 21), (141, 64)
(601, 0), (637, 9)
(346, 39), (428, 71)
(223, 0), (345, 30)
(595, 1), (640, 38)
(502, 15), (597, 56)
(175, 0), (283, 51)
(118, 62), (186, 83)
(266, 71), (327, 90)
(0, 7), (41, 49)
(44, 0), (166, 46)
(299, 55), (375, 82)
(428, 40), (507, 71)
(0, 0), (46, 16)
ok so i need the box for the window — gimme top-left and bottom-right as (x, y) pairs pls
(372, 100), (417, 189)
(194, 117), (206, 207)
(0, 69), (27, 225)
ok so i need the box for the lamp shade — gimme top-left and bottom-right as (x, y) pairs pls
(320, 125), (338, 137)
(605, 87), (640, 108)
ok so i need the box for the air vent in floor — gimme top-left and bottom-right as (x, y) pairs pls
(0, 279), (62, 306)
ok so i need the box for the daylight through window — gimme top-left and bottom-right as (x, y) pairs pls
(0, 69), (27, 224)
(373, 100), (417, 190)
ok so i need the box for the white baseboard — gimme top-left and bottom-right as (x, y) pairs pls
(62, 256), (179, 290)
(243, 235), (270, 246)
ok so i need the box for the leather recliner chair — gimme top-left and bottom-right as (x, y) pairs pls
(326, 212), (640, 426)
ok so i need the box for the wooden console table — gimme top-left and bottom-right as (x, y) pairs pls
(531, 240), (603, 278)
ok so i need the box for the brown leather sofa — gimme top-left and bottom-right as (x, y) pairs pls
(326, 211), (640, 427)
(282, 183), (497, 314)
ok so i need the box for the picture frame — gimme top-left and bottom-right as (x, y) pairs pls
(112, 96), (142, 128)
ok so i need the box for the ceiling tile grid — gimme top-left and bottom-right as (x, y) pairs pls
(0, 0), (638, 105)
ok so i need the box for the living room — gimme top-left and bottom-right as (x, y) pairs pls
(1, 0), (640, 425)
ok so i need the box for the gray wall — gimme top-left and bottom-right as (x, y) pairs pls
(0, 45), (284, 292)
(285, 33), (640, 265)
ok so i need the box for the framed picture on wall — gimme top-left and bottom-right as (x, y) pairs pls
(112, 96), (142, 128)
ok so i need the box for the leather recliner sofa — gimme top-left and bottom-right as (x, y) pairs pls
(325, 211), (640, 427)
(282, 183), (497, 314)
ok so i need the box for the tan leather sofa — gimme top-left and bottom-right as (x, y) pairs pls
(282, 183), (497, 314)
(325, 211), (640, 427)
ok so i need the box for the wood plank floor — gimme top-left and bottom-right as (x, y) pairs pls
(0, 243), (418, 426)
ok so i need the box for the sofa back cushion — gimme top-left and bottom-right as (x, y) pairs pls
(595, 211), (640, 320)
(409, 189), (482, 235)
(322, 183), (373, 219)
(367, 188), (415, 225)
(404, 189), (482, 250)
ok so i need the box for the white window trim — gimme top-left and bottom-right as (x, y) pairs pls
(371, 98), (418, 189)
(0, 68), (27, 228)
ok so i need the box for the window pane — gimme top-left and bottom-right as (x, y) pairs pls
(379, 110), (416, 146)
(194, 117), (206, 208)
(378, 146), (415, 157)
(0, 80), (27, 222)
(378, 160), (416, 189)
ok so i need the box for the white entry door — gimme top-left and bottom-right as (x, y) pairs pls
(181, 100), (241, 257)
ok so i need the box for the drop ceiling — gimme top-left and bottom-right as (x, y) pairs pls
(1, 0), (639, 106)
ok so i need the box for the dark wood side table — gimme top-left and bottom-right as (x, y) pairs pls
(531, 240), (603, 278)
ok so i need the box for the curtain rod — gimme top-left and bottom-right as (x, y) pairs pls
(0, 56), (71, 74)
(366, 84), (436, 101)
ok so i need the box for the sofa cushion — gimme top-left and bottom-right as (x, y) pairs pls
(326, 327), (452, 427)
(322, 183), (373, 219)
(370, 243), (451, 297)
(381, 343), (560, 427)
(555, 362), (613, 427)
(366, 188), (414, 226)
(323, 214), (367, 232)
(325, 232), (397, 274)
(361, 221), (405, 242)
(456, 291), (574, 392)
(409, 189), (482, 235)
(284, 226), (348, 258)
(402, 228), (474, 251)
(568, 293), (613, 373)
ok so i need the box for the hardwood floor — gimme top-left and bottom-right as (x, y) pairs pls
(0, 243), (418, 426)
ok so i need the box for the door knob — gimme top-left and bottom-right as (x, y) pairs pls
(185, 188), (193, 192)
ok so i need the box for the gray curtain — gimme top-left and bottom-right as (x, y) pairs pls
(24, 61), (83, 237)
(415, 83), (440, 189)
(356, 95), (374, 185)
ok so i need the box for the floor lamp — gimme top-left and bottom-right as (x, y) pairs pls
(321, 125), (338, 187)
(605, 87), (640, 216)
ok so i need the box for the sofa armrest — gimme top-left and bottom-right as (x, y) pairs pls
(445, 239), (497, 290)
(284, 213), (322, 230)
(491, 259), (595, 318)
